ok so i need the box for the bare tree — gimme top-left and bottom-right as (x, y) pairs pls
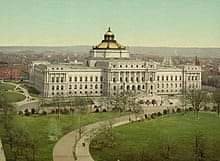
(213, 89), (220, 117)
(187, 89), (206, 119)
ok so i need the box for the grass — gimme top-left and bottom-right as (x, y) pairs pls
(1, 91), (26, 103)
(0, 112), (126, 161)
(20, 83), (40, 97)
(0, 82), (15, 91)
(90, 112), (220, 161)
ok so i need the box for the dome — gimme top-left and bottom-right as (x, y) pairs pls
(93, 27), (126, 50)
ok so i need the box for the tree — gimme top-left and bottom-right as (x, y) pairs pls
(0, 92), (14, 130)
(213, 89), (220, 117)
(193, 132), (207, 161)
(187, 89), (206, 119)
(74, 97), (87, 138)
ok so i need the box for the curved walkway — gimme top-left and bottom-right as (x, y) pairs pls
(53, 114), (142, 161)
(3, 81), (40, 110)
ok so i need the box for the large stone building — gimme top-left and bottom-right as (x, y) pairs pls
(30, 28), (202, 97)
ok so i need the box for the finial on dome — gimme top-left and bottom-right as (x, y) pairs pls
(108, 27), (111, 32)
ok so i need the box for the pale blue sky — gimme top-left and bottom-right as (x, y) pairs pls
(1, 0), (220, 47)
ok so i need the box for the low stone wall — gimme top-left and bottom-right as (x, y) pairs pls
(0, 139), (6, 161)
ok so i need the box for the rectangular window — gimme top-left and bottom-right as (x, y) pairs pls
(69, 77), (72, 82)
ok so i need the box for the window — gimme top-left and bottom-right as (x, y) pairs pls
(136, 65), (138, 68)
(113, 86), (116, 90)
(120, 65), (122, 68)
(100, 76), (103, 82)
(162, 76), (164, 81)
(80, 85), (82, 89)
(90, 84), (93, 89)
(175, 76), (177, 81)
(90, 76), (93, 82)
(80, 77), (82, 82)
(151, 85), (153, 90)
(113, 77), (116, 82)
(100, 84), (103, 89)
(142, 85), (145, 89)
(74, 85), (77, 89)
(52, 92), (54, 95)
(85, 76), (88, 82)
(56, 77), (59, 83)
(61, 85), (64, 90)
(131, 77), (134, 82)
(56, 85), (59, 90)
(136, 77), (139, 82)
(69, 85), (72, 89)
(125, 77), (128, 82)
(85, 85), (87, 89)
(52, 86), (55, 90)
(180, 76), (182, 81)
(138, 85), (141, 90)
(95, 84), (98, 89)
(171, 76), (173, 81)
(75, 77), (77, 82)
(120, 85), (123, 89)
(61, 77), (64, 82)
(69, 77), (72, 82)
(166, 76), (169, 81)
(52, 77), (55, 82)
(120, 77), (123, 82)
(95, 76), (98, 82)
(157, 76), (160, 81)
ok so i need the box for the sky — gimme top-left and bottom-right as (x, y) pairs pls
(0, 0), (220, 47)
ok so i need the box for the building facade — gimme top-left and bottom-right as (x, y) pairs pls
(0, 63), (23, 80)
(30, 28), (202, 97)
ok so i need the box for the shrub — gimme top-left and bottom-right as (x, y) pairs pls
(176, 108), (182, 113)
(157, 112), (162, 117)
(163, 109), (168, 115)
(31, 108), (36, 114)
(138, 100), (144, 104)
(189, 107), (193, 111)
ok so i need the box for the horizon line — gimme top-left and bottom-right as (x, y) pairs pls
(0, 45), (220, 49)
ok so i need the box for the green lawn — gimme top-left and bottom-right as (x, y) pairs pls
(90, 112), (220, 161)
(0, 82), (15, 91)
(0, 112), (126, 161)
(1, 91), (26, 102)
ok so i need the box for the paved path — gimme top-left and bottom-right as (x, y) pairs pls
(53, 114), (143, 161)
(0, 138), (6, 161)
(2, 81), (40, 110)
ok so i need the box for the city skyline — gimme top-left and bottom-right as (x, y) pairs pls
(1, 0), (220, 47)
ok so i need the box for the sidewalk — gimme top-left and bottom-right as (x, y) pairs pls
(0, 138), (6, 161)
(53, 114), (142, 161)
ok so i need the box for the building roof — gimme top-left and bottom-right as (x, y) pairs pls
(93, 27), (126, 50)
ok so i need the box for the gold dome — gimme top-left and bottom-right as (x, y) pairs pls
(93, 27), (126, 50)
